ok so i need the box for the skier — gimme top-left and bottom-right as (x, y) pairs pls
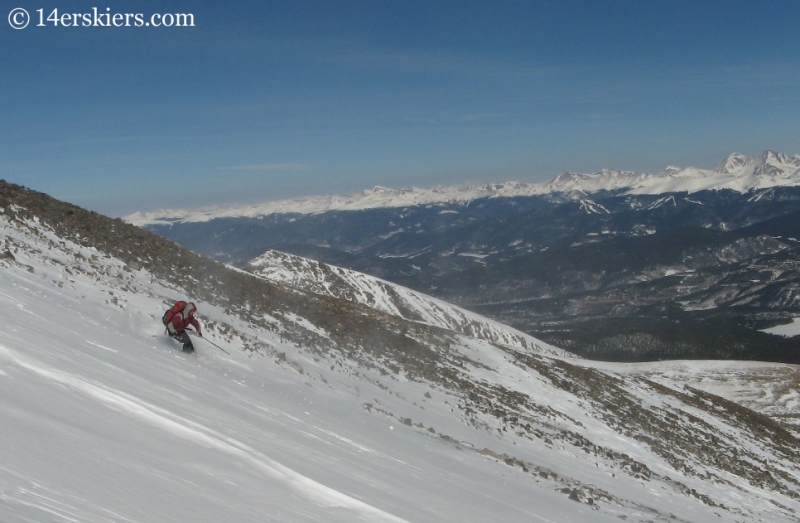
(162, 300), (202, 353)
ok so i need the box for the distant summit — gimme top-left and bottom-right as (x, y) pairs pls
(545, 150), (800, 195)
(715, 152), (750, 174)
(127, 151), (800, 226)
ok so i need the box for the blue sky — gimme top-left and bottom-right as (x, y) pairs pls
(2, 1), (800, 215)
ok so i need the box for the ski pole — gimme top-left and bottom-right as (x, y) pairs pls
(200, 335), (230, 355)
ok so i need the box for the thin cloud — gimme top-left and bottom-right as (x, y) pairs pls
(338, 49), (586, 80)
(455, 112), (508, 123)
(220, 163), (312, 172)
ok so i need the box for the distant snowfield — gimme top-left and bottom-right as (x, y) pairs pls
(762, 317), (800, 337)
(2, 211), (799, 522)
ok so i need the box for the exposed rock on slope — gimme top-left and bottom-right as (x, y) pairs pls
(3, 179), (800, 521)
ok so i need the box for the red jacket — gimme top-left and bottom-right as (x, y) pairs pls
(167, 302), (201, 335)
(170, 313), (200, 334)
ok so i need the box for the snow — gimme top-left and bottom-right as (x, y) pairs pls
(125, 150), (800, 226)
(125, 183), (552, 226)
(605, 359), (800, 430)
(246, 250), (567, 358)
(762, 317), (800, 337)
(2, 211), (800, 522)
(578, 198), (611, 214)
(0, 219), (591, 522)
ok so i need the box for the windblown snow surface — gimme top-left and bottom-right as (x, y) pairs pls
(1, 211), (799, 522)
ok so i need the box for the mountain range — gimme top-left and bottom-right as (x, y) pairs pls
(129, 152), (800, 363)
(1, 179), (800, 521)
(127, 150), (800, 225)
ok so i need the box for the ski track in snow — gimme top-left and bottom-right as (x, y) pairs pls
(0, 343), (408, 523)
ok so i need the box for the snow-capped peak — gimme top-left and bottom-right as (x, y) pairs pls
(126, 151), (800, 226)
(714, 152), (750, 174)
(543, 168), (643, 193)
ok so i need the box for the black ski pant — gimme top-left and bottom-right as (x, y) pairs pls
(170, 330), (194, 352)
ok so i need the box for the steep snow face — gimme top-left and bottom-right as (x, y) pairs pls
(126, 151), (800, 226)
(2, 206), (800, 522)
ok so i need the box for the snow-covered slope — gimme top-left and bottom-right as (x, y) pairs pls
(247, 249), (800, 432)
(2, 185), (800, 522)
(126, 151), (800, 226)
(245, 249), (566, 358)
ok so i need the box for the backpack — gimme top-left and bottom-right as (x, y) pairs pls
(162, 301), (187, 326)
